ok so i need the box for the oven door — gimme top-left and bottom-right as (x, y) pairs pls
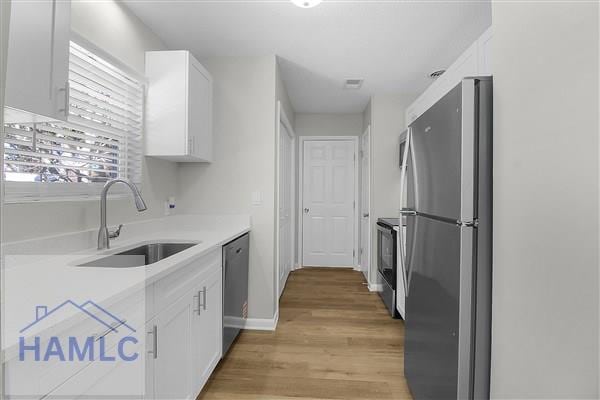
(377, 222), (397, 288)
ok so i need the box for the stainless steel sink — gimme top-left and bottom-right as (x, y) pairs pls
(77, 242), (199, 268)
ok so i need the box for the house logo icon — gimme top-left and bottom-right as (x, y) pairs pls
(19, 300), (139, 363)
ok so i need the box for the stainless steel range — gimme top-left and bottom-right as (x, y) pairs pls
(376, 217), (401, 318)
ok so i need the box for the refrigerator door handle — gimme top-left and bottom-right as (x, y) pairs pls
(398, 209), (415, 296)
(399, 127), (418, 295)
(409, 126), (420, 212)
(398, 128), (411, 295)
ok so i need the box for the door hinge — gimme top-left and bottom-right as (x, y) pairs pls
(353, 200), (356, 210)
(360, 248), (364, 255)
(457, 219), (479, 227)
(353, 249), (356, 258)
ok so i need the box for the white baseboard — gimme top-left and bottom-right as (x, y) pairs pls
(293, 263), (301, 271)
(368, 282), (383, 292)
(231, 310), (279, 331)
(353, 265), (362, 272)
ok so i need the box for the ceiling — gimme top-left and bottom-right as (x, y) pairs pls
(122, 0), (491, 114)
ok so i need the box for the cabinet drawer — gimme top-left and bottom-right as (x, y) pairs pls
(153, 248), (221, 316)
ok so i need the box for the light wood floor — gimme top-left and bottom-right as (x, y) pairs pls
(198, 267), (412, 400)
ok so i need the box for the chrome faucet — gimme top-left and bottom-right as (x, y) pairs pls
(98, 179), (147, 250)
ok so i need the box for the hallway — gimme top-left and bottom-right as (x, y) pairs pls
(199, 268), (412, 399)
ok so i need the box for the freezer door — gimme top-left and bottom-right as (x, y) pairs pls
(408, 79), (479, 222)
(404, 215), (475, 400)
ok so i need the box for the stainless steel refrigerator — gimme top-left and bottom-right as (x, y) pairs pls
(400, 77), (492, 400)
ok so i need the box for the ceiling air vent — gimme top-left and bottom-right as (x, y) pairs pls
(429, 70), (446, 79)
(344, 79), (364, 90)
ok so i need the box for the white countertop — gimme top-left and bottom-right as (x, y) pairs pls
(2, 214), (250, 358)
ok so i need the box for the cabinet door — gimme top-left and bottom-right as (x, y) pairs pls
(50, 0), (71, 119)
(191, 267), (222, 395)
(5, 0), (70, 122)
(151, 294), (194, 400)
(187, 59), (213, 161)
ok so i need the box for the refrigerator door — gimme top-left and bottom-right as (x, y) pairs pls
(404, 214), (475, 400)
(408, 79), (479, 223)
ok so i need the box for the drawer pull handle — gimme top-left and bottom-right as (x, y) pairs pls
(193, 292), (201, 315)
(147, 325), (158, 359)
(201, 286), (207, 311)
(194, 287), (207, 315)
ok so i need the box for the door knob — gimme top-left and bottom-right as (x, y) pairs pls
(363, 213), (369, 218)
(304, 208), (309, 214)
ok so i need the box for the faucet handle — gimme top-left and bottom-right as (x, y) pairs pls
(109, 224), (123, 239)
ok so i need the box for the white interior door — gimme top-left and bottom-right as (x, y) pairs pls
(302, 140), (356, 267)
(278, 122), (293, 296)
(360, 128), (371, 280)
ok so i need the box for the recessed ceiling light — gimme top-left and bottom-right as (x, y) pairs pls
(290, 0), (323, 8)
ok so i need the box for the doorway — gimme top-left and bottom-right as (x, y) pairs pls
(299, 136), (358, 267)
(276, 102), (295, 298)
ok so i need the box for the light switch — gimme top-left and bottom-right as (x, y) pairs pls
(252, 191), (262, 206)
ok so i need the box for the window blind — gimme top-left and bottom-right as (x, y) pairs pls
(3, 42), (144, 202)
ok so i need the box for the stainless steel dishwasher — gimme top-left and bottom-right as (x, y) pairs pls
(222, 233), (249, 356)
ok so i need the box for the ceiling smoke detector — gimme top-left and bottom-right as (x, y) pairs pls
(344, 79), (364, 90)
(290, 0), (323, 8)
(429, 70), (446, 79)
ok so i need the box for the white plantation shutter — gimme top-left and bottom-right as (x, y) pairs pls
(3, 42), (144, 202)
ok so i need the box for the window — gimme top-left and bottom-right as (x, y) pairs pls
(3, 42), (144, 202)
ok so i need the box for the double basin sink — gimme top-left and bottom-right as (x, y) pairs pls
(78, 242), (200, 268)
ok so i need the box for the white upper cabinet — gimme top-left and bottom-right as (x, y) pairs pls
(4, 0), (71, 123)
(145, 50), (214, 162)
(405, 26), (493, 126)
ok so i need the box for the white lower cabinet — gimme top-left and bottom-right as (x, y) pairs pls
(23, 248), (223, 400)
(191, 267), (223, 394)
(146, 250), (223, 399)
(148, 293), (194, 400)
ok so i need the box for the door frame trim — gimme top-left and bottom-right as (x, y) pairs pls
(298, 136), (359, 268)
(275, 101), (296, 304)
(360, 126), (372, 282)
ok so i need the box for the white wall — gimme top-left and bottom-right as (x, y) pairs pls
(3, 0), (179, 242)
(177, 56), (280, 320)
(367, 94), (408, 285)
(294, 113), (364, 137)
(276, 57), (295, 128)
(491, 2), (599, 398)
